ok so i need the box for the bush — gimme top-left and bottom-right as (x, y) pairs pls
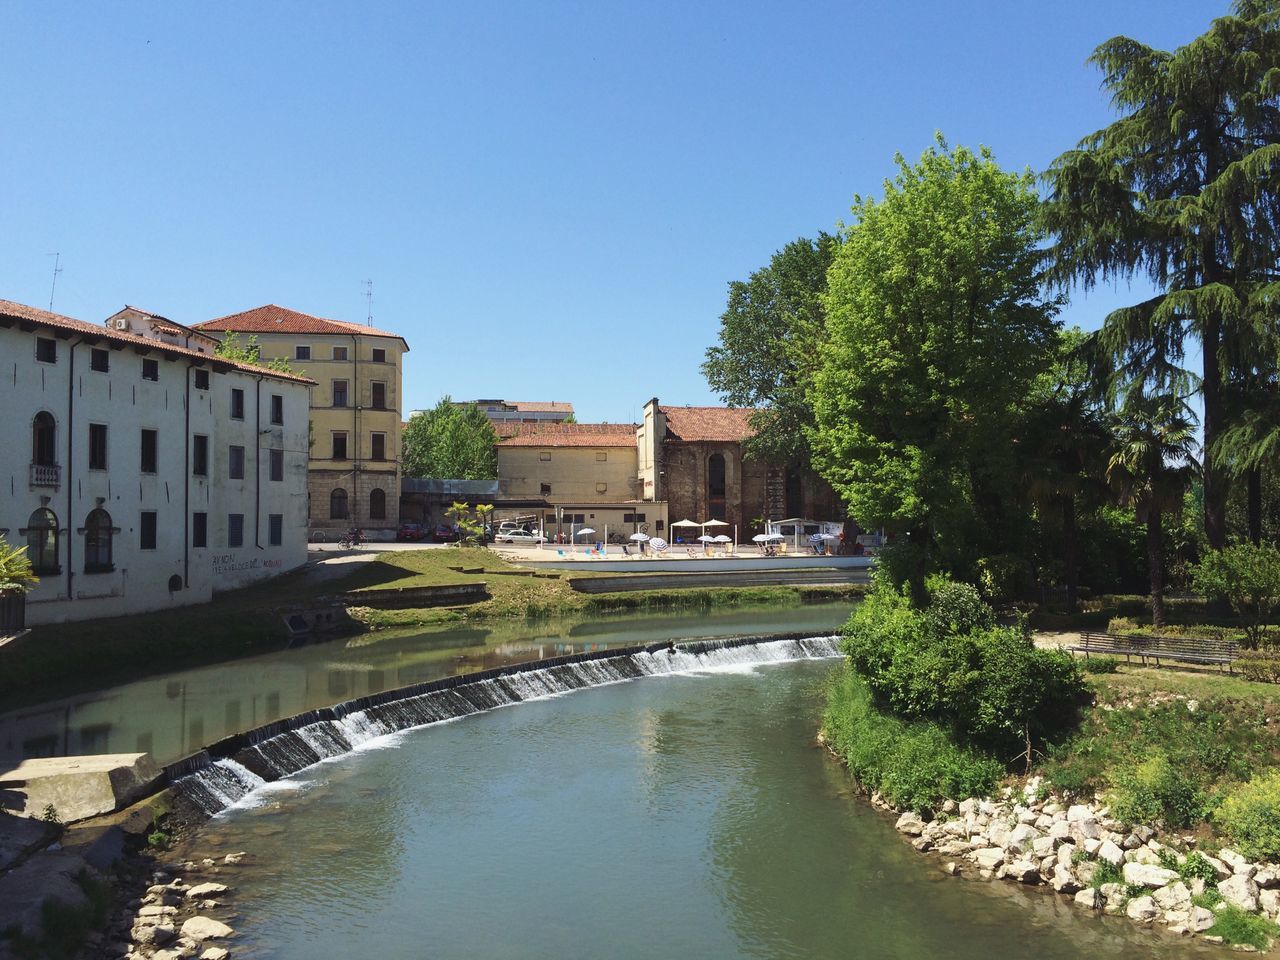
(841, 575), (1087, 760)
(1237, 649), (1280, 684)
(1216, 771), (1280, 861)
(1080, 655), (1119, 674)
(1193, 543), (1280, 649)
(822, 666), (1002, 812)
(1106, 616), (1140, 635)
(1108, 753), (1203, 828)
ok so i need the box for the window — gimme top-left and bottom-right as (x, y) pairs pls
(32, 412), (56, 466)
(229, 445), (245, 479)
(88, 424), (108, 470)
(369, 488), (386, 520)
(595, 450), (607, 461)
(142, 358), (159, 381)
(540, 483), (552, 496)
(192, 435), (208, 476)
(371, 432), (386, 461)
(270, 394), (283, 425)
(140, 429), (158, 473)
(192, 512), (208, 548)
(268, 514), (283, 546)
(35, 337), (56, 363)
(270, 448), (283, 481)
(332, 380), (348, 407)
(140, 511), (157, 550)
(332, 346), (348, 361)
(24, 508), (59, 574)
(230, 388), (245, 419)
(623, 513), (647, 524)
(194, 368), (210, 390)
(295, 345), (311, 360)
(330, 488), (349, 520)
(228, 513), (244, 548)
(332, 432), (348, 460)
(371, 381), (386, 410)
(90, 348), (109, 372)
(709, 453), (727, 497)
(372, 347), (386, 363)
(84, 508), (113, 573)
(539, 451), (551, 462)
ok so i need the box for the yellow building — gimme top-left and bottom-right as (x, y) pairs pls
(194, 305), (410, 539)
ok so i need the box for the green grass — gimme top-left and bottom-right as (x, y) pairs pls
(1205, 904), (1280, 950)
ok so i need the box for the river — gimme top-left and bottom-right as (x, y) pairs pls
(191, 653), (1213, 960)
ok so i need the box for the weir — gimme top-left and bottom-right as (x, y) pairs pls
(172, 632), (841, 816)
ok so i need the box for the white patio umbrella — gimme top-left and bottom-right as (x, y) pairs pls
(701, 519), (730, 529)
(712, 535), (732, 543)
(629, 532), (651, 541)
(575, 527), (596, 539)
(696, 535), (715, 543)
(649, 538), (669, 552)
(751, 533), (771, 543)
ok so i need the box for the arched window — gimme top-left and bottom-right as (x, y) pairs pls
(708, 454), (726, 497)
(32, 412), (56, 466)
(84, 508), (113, 573)
(25, 508), (59, 574)
(330, 488), (349, 520)
(368, 488), (386, 520)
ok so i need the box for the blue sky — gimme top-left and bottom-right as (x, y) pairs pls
(1, 1), (1220, 423)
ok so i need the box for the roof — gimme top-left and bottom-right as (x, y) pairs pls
(466, 399), (574, 414)
(109, 306), (220, 344)
(0, 299), (315, 385)
(194, 304), (410, 350)
(659, 405), (757, 443)
(496, 422), (638, 448)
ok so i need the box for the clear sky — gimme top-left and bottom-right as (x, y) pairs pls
(1, 1), (1221, 424)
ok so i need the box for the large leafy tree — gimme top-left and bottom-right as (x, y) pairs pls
(702, 234), (837, 466)
(1041, 0), (1280, 551)
(402, 397), (498, 480)
(808, 137), (1060, 593)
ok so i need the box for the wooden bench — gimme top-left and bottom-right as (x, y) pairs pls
(1067, 631), (1238, 672)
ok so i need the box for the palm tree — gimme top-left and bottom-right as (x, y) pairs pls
(1105, 389), (1200, 628)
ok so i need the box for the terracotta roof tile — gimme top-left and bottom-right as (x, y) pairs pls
(659, 405), (757, 442)
(0, 299), (315, 384)
(194, 304), (410, 349)
(496, 422), (638, 448)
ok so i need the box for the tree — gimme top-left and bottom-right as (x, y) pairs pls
(808, 137), (1060, 595)
(702, 234), (837, 466)
(402, 397), (498, 480)
(0, 537), (38, 594)
(1041, 1), (1280, 551)
(445, 501), (492, 547)
(212, 331), (296, 374)
(1105, 387), (1200, 628)
(1194, 542), (1280, 648)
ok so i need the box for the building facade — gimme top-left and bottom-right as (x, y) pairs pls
(638, 399), (841, 535)
(462, 400), (574, 428)
(194, 305), (409, 540)
(0, 299), (312, 625)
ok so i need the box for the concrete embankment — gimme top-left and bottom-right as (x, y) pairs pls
(568, 567), (868, 593)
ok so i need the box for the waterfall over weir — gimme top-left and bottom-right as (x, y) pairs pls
(171, 633), (841, 816)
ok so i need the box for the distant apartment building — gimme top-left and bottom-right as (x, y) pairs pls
(194, 305), (409, 540)
(0, 299), (312, 625)
(461, 399), (574, 430)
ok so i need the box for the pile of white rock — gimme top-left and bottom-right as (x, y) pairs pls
(886, 777), (1278, 947)
(114, 852), (247, 960)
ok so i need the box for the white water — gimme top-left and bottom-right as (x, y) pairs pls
(176, 635), (841, 816)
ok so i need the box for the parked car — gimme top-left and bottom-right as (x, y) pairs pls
(434, 524), (460, 543)
(397, 522), (427, 542)
(496, 530), (547, 545)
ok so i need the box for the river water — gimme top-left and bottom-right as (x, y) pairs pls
(0, 604), (852, 766)
(194, 655), (1213, 960)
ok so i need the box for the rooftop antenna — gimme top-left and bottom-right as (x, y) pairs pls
(364, 279), (373, 325)
(47, 253), (62, 312)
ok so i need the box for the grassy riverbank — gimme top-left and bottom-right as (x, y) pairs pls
(1, 548), (862, 709)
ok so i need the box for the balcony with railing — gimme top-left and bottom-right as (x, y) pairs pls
(29, 462), (60, 488)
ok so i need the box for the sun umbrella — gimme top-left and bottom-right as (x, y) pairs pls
(751, 534), (771, 543)
(649, 538), (668, 551)
(575, 527), (596, 537)
(669, 519), (700, 529)
(809, 532), (837, 542)
(629, 532), (651, 542)
(701, 519), (730, 528)
(764, 533), (785, 541)
(696, 535), (715, 543)
(713, 534), (732, 543)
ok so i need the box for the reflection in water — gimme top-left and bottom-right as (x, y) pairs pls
(0, 603), (853, 766)
(193, 660), (1215, 960)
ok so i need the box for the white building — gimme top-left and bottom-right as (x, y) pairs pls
(0, 299), (314, 625)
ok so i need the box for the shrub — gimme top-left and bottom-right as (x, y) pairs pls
(822, 666), (1002, 812)
(1216, 771), (1280, 862)
(1106, 616), (1140, 635)
(1108, 753), (1202, 828)
(923, 576), (995, 635)
(1237, 650), (1280, 685)
(1092, 858), (1123, 888)
(1206, 905), (1280, 950)
(1193, 543), (1280, 649)
(1080, 656), (1119, 674)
